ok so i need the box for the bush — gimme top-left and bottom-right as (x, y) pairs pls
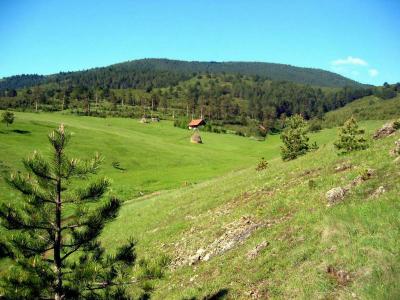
(255, 157), (268, 171)
(308, 119), (322, 132)
(280, 114), (312, 161)
(1, 110), (14, 127)
(334, 116), (368, 154)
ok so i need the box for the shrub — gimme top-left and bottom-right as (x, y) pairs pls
(280, 114), (312, 161)
(334, 116), (368, 154)
(256, 157), (268, 171)
(308, 119), (322, 132)
(1, 110), (14, 127)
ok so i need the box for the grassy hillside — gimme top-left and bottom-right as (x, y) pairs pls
(66, 117), (398, 299)
(98, 120), (400, 299)
(0, 111), (282, 200)
(323, 94), (400, 127)
(1, 111), (399, 299)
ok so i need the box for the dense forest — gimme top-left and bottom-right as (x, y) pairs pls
(0, 59), (398, 138)
(0, 58), (364, 91)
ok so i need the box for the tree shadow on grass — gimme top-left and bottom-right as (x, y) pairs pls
(0, 129), (31, 135)
(12, 129), (31, 134)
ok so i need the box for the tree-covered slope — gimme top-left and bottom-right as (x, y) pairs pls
(0, 58), (364, 91)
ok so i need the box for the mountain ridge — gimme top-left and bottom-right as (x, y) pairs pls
(0, 58), (365, 90)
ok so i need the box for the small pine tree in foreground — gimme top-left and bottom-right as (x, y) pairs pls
(280, 114), (313, 161)
(334, 116), (368, 154)
(0, 124), (137, 299)
(1, 110), (14, 127)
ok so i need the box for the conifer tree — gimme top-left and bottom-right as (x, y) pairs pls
(0, 124), (136, 299)
(280, 114), (313, 160)
(334, 116), (368, 154)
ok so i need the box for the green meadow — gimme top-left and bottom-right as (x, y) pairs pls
(0, 111), (281, 200)
(1, 110), (399, 299)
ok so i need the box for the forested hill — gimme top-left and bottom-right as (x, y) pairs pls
(0, 58), (364, 91)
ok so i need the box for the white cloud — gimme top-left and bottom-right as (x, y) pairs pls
(331, 56), (368, 66)
(368, 68), (379, 77)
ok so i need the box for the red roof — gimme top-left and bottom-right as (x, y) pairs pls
(188, 119), (205, 127)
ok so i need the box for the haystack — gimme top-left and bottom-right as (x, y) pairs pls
(191, 130), (202, 144)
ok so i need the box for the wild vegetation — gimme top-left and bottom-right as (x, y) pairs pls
(0, 125), (139, 299)
(0, 59), (399, 299)
(1, 59), (398, 139)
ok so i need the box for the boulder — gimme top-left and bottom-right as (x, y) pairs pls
(326, 187), (347, 206)
(373, 122), (396, 139)
(371, 186), (386, 198)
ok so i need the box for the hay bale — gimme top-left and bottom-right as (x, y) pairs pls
(191, 131), (202, 144)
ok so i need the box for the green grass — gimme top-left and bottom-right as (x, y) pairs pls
(323, 94), (400, 128)
(0, 111), (283, 200)
(99, 121), (400, 299)
(1, 110), (399, 299)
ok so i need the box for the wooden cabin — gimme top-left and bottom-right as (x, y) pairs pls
(188, 119), (206, 129)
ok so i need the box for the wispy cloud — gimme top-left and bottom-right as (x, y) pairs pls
(368, 68), (379, 77)
(331, 56), (368, 66)
(330, 56), (380, 82)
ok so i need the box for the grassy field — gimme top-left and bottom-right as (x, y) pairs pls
(0, 111), (283, 200)
(98, 119), (399, 299)
(1, 111), (399, 299)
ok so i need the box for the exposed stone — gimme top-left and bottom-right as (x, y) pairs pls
(371, 186), (386, 198)
(334, 162), (352, 172)
(172, 214), (291, 268)
(326, 187), (347, 206)
(389, 139), (400, 157)
(345, 168), (376, 189)
(246, 240), (269, 260)
(373, 122), (396, 139)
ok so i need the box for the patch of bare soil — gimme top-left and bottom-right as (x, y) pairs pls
(326, 265), (351, 286)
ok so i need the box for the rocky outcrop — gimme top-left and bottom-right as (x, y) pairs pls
(326, 187), (348, 206)
(373, 122), (396, 139)
(246, 240), (269, 260)
(326, 169), (376, 206)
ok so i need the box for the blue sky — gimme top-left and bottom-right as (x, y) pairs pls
(0, 0), (399, 85)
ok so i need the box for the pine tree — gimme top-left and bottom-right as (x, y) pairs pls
(0, 124), (137, 299)
(280, 114), (313, 160)
(334, 116), (368, 154)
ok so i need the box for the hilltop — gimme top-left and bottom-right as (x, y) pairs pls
(0, 58), (364, 91)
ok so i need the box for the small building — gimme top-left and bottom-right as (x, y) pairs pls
(188, 119), (206, 129)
